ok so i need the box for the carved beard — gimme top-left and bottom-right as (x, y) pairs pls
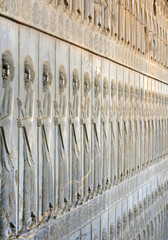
(43, 82), (48, 92)
(2, 77), (10, 88)
(25, 79), (31, 91)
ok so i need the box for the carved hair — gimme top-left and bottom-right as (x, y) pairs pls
(124, 83), (129, 99)
(135, 86), (139, 100)
(94, 73), (101, 98)
(110, 222), (115, 236)
(84, 72), (91, 96)
(118, 81), (123, 97)
(72, 68), (80, 96)
(59, 65), (67, 94)
(103, 77), (109, 98)
(102, 227), (108, 240)
(111, 79), (116, 97)
(24, 55), (35, 83)
(2, 49), (15, 82)
(43, 60), (52, 85)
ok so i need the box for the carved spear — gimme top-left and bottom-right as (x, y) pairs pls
(37, 99), (51, 162)
(17, 97), (34, 167)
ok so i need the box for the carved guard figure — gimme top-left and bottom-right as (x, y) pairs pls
(37, 61), (52, 215)
(0, 50), (15, 239)
(102, 77), (109, 190)
(54, 65), (68, 214)
(17, 56), (35, 234)
(81, 72), (91, 202)
(92, 72), (101, 195)
(69, 69), (81, 208)
(109, 79), (117, 185)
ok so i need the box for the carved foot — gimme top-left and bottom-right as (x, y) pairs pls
(86, 187), (93, 201)
(97, 184), (102, 195)
(76, 193), (82, 206)
(106, 179), (110, 190)
(27, 211), (36, 231)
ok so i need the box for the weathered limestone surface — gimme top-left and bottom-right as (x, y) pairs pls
(0, 0), (168, 239)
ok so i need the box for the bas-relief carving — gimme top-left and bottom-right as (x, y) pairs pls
(109, 79), (117, 185)
(37, 61), (52, 215)
(92, 72), (101, 195)
(54, 65), (68, 212)
(123, 83), (129, 177)
(0, 50), (15, 239)
(102, 77), (109, 190)
(140, 88), (145, 168)
(129, 85), (134, 174)
(69, 69), (81, 207)
(81, 72), (91, 202)
(134, 87), (140, 171)
(17, 56), (35, 234)
(117, 81), (123, 181)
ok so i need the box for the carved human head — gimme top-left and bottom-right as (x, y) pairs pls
(102, 228), (108, 240)
(43, 61), (52, 92)
(135, 87), (139, 101)
(155, 92), (158, 104)
(148, 90), (151, 103)
(130, 85), (134, 101)
(94, 74), (101, 98)
(111, 79), (116, 98)
(117, 217), (121, 236)
(72, 69), (80, 96)
(141, 88), (144, 102)
(159, 93), (162, 104)
(124, 83), (129, 100)
(145, 89), (148, 102)
(2, 49), (15, 88)
(110, 223), (115, 237)
(152, 91), (155, 104)
(118, 81), (123, 100)
(24, 55), (35, 91)
(84, 72), (91, 97)
(129, 209), (133, 222)
(59, 65), (67, 94)
(103, 77), (109, 99)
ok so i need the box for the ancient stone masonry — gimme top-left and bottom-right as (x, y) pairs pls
(0, 0), (168, 239)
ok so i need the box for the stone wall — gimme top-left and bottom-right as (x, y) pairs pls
(0, 0), (168, 239)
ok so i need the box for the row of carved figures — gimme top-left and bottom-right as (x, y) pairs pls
(96, 180), (168, 240)
(47, 0), (168, 66)
(0, 49), (168, 238)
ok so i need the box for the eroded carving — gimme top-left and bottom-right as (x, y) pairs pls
(17, 55), (35, 234)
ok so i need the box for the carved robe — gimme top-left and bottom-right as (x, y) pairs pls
(40, 90), (52, 214)
(110, 98), (117, 184)
(140, 101), (145, 168)
(135, 99), (140, 170)
(71, 94), (80, 204)
(94, 0), (102, 28)
(102, 97), (108, 189)
(22, 88), (35, 227)
(57, 93), (67, 208)
(117, 98), (123, 180)
(82, 95), (91, 200)
(93, 96), (100, 193)
(129, 99), (134, 173)
(144, 101), (148, 166)
(123, 99), (129, 176)
(0, 85), (14, 238)
(111, 0), (119, 37)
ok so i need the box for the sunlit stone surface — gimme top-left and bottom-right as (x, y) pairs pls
(0, 0), (168, 239)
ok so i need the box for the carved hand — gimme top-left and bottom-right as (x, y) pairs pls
(37, 117), (42, 127)
(54, 116), (59, 125)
